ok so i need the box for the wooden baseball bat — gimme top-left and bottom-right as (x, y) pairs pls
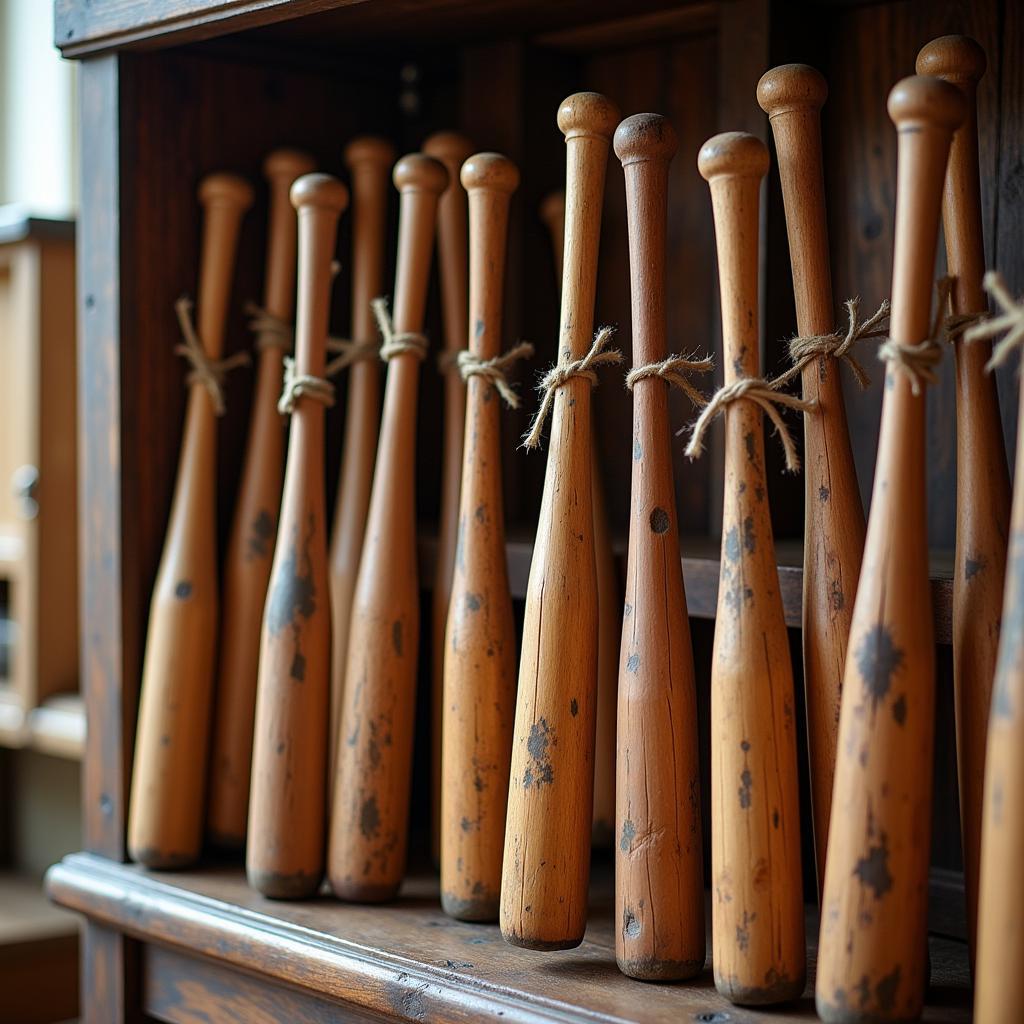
(328, 137), (395, 794)
(423, 131), (474, 866)
(500, 91), (620, 951)
(757, 65), (866, 897)
(128, 172), (254, 868)
(246, 173), (348, 899)
(328, 153), (448, 902)
(816, 76), (965, 1023)
(207, 149), (315, 848)
(613, 113), (704, 981)
(440, 152), (519, 922)
(917, 35), (1009, 970)
(539, 187), (618, 847)
(698, 132), (805, 1005)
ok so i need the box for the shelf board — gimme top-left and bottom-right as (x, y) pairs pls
(0, 692), (85, 759)
(47, 852), (970, 1023)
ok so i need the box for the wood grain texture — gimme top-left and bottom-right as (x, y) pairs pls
(328, 154), (448, 903)
(328, 137), (395, 800)
(757, 64), (865, 899)
(440, 152), (519, 923)
(500, 91), (620, 952)
(916, 34), (1010, 971)
(423, 130), (474, 869)
(128, 172), (254, 870)
(208, 149), (315, 849)
(613, 113), (704, 982)
(699, 131), (805, 1006)
(816, 76), (965, 1024)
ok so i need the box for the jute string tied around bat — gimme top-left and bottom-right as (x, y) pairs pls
(458, 342), (535, 409)
(876, 278), (950, 395)
(277, 356), (336, 414)
(174, 296), (251, 416)
(625, 352), (714, 407)
(521, 326), (623, 449)
(683, 376), (815, 473)
(245, 302), (294, 352)
(771, 297), (891, 392)
(963, 272), (1024, 372)
(372, 296), (429, 362)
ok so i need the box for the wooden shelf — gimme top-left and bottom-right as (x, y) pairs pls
(0, 692), (84, 759)
(46, 852), (970, 1023)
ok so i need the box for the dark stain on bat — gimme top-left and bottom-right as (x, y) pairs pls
(875, 965), (901, 1013)
(892, 693), (907, 725)
(570, 698), (578, 716)
(725, 526), (741, 564)
(460, 816), (478, 833)
(360, 796), (381, 839)
(290, 651), (306, 682)
(855, 623), (904, 710)
(523, 718), (554, 788)
(633, 439), (643, 461)
(627, 653), (640, 673)
(267, 518), (316, 636)
(755, 484), (765, 503)
(742, 515), (756, 553)
(819, 486), (830, 503)
(737, 910), (755, 952)
(247, 509), (274, 561)
(475, 504), (486, 523)
(739, 769), (752, 809)
(831, 579), (845, 612)
(466, 593), (482, 612)
(620, 818), (636, 852)
(175, 580), (192, 599)
(392, 620), (403, 657)
(965, 555), (986, 580)
(854, 833), (893, 899)
(650, 507), (670, 534)
(623, 907), (641, 939)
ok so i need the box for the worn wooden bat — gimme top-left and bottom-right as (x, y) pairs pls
(699, 131), (805, 1005)
(816, 76), (965, 1023)
(423, 131), (475, 865)
(328, 153), (448, 902)
(247, 172), (348, 898)
(613, 113), (704, 981)
(328, 137), (395, 792)
(757, 64), (866, 896)
(207, 149), (315, 848)
(128, 172), (254, 868)
(500, 91), (620, 951)
(917, 35), (1010, 970)
(539, 186), (618, 847)
(440, 152), (519, 922)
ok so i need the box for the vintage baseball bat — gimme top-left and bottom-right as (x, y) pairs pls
(246, 173), (348, 898)
(756, 65), (866, 896)
(328, 153), (448, 902)
(500, 91), (620, 951)
(698, 132), (805, 1005)
(423, 131), (474, 865)
(128, 172), (254, 868)
(328, 137), (395, 792)
(207, 149), (315, 848)
(613, 113), (704, 981)
(440, 152), (519, 922)
(539, 187), (618, 847)
(816, 77), (965, 1023)
(917, 35), (1009, 969)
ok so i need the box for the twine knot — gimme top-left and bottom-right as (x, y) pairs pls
(876, 278), (950, 395)
(277, 356), (335, 414)
(457, 342), (535, 408)
(174, 296), (250, 416)
(772, 297), (890, 392)
(372, 296), (429, 361)
(522, 326), (623, 449)
(244, 301), (294, 352)
(325, 335), (380, 376)
(962, 272), (1024, 372)
(625, 352), (714, 407)
(683, 376), (815, 473)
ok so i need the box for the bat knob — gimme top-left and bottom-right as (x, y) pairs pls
(887, 75), (967, 133)
(756, 63), (828, 117)
(393, 153), (449, 195)
(263, 148), (316, 184)
(460, 152), (520, 194)
(916, 34), (987, 85)
(557, 91), (621, 143)
(290, 172), (349, 214)
(613, 112), (678, 166)
(697, 131), (769, 183)
(198, 172), (255, 210)
(423, 130), (476, 168)
(344, 136), (396, 169)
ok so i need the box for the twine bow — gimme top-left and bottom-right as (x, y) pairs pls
(522, 326), (623, 449)
(963, 272), (1024, 372)
(625, 352), (714, 407)
(174, 296), (250, 415)
(277, 355), (335, 414)
(372, 296), (429, 361)
(876, 278), (949, 395)
(457, 342), (535, 408)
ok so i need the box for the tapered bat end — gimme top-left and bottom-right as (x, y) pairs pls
(916, 35), (987, 85)
(697, 131), (769, 182)
(460, 152), (520, 194)
(612, 112), (678, 166)
(393, 153), (449, 195)
(756, 63), (828, 117)
(557, 91), (621, 143)
(290, 172), (349, 214)
(198, 172), (255, 211)
(423, 130), (476, 170)
(343, 135), (396, 170)
(263, 148), (317, 184)
(887, 75), (967, 133)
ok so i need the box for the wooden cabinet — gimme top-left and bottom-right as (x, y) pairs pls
(46, 0), (1022, 1020)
